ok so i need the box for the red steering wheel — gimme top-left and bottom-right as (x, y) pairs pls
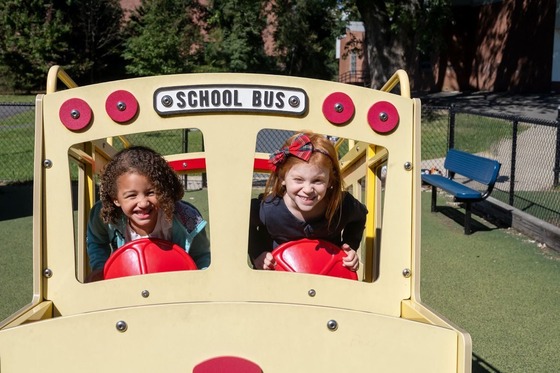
(271, 239), (358, 280)
(104, 238), (197, 279)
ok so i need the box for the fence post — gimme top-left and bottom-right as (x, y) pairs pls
(183, 129), (189, 188)
(509, 117), (519, 206)
(448, 104), (456, 150)
(554, 106), (560, 187)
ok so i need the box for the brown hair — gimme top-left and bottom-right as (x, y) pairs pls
(263, 131), (343, 226)
(99, 146), (184, 224)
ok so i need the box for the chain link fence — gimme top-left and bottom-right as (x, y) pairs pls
(422, 105), (560, 227)
(0, 103), (35, 183)
(1, 102), (559, 227)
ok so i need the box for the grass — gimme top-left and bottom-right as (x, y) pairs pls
(421, 110), (530, 160)
(0, 95), (34, 103)
(419, 191), (560, 372)
(1, 187), (559, 372)
(0, 215), (34, 316)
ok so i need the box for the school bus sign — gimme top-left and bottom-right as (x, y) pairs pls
(154, 84), (308, 116)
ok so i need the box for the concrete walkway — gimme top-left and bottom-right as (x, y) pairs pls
(417, 91), (560, 121)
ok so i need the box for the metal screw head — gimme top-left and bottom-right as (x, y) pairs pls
(43, 268), (53, 278)
(334, 103), (344, 113)
(404, 162), (412, 171)
(141, 290), (150, 298)
(326, 319), (338, 331)
(402, 268), (412, 278)
(70, 109), (80, 119)
(116, 321), (128, 332)
(308, 289), (316, 297)
(116, 101), (127, 111)
(43, 159), (53, 169)
(161, 95), (173, 107)
(288, 96), (300, 107)
(379, 111), (388, 122)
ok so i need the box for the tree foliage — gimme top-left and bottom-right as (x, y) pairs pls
(0, 0), (71, 92)
(122, 0), (343, 80)
(123, 0), (208, 76)
(0, 0), (126, 91)
(271, 0), (347, 80)
(200, 0), (273, 73)
(66, 0), (125, 84)
(0, 0), (450, 90)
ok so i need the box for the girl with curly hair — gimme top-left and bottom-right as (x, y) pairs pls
(249, 132), (367, 272)
(86, 146), (210, 282)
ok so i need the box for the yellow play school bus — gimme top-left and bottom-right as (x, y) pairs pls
(0, 66), (471, 372)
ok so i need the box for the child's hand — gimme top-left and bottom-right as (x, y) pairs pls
(254, 251), (276, 270)
(341, 244), (359, 271)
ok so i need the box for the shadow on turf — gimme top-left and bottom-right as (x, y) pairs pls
(0, 182), (33, 220)
(473, 353), (502, 372)
(0, 182), (78, 221)
(432, 205), (507, 234)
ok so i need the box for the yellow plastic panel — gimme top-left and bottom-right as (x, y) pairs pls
(0, 303), (459, 372)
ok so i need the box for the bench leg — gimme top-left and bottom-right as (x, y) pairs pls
(464, 202), (472, 235)
(431, 185), (437, 212)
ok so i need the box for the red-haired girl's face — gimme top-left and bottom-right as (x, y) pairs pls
(282, 161), (330, 221)
(113, 171), (160, 236)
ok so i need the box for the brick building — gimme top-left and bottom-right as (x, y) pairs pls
(337, 0), (557, 93)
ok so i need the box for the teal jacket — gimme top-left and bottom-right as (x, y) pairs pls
(86, 200), (210, 271)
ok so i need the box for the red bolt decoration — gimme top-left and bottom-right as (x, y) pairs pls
(59, 98), (92, 131)
(322, 92), (355, 125)
(367, 101), (399, 134)
(105, 90), (138, 123)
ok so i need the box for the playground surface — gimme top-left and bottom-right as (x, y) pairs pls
(419, 191), (560, 373)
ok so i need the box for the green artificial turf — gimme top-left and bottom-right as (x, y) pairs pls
(420, 190), (560, 372)
(0, 216), (33, 319)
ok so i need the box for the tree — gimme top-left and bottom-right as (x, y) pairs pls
(271, 0), (347, 80)
(0, 0), (71, 92)
(0, 0), (127, 91)
(122, 0), (349, 80)
(66, 0), (125, 84)
(355, 0), (452, 89)
(200, 0), (274, 73)
(123, 0), (208, 76)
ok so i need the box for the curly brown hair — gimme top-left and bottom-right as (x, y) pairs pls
(263, 131), (343, 227)
(99, 146), (184, 225)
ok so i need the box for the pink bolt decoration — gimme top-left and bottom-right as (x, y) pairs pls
(105, 90), (138, 123)
(59, 98), (93, 131)
(322, 92), (355, 125)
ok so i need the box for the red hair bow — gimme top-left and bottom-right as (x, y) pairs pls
(269, 134), (313, 170)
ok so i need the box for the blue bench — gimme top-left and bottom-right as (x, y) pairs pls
(421, 149), (501, 234)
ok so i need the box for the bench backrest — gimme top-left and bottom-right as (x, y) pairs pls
(444, 149), (501, 185)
